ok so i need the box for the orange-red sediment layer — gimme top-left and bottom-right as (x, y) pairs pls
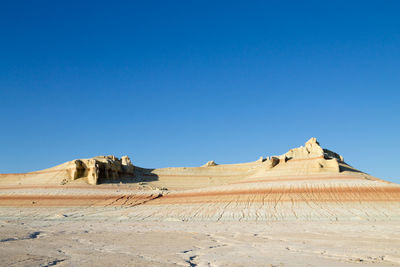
(0, 193), (161, 207)
(0, 186), (399, 207)
(150, 186), (400, 204)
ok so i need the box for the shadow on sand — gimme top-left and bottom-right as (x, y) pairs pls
(98, 167), (160, 185)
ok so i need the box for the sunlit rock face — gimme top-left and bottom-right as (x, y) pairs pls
(64, 155), (135, 185)
(1, 138), (399, 221)
(0, 155), (135, 186)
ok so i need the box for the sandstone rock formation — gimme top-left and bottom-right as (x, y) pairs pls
(203, 161), (217, 167)
(1, 138), (399, 222)
(0, 137), (364, 187)
(63, 155), (135, 185)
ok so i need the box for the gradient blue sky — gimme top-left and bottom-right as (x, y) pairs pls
(0, 1), (399, 183)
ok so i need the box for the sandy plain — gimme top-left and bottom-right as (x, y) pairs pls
(1, 211), (400, 267)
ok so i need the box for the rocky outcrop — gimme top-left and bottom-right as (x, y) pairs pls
(2, 137), (400, 222)
(263, 157), (280, 169)
(121, 156), (134, 173)
(0, 138), (352, 187)
(203, 161), (217, 167)
(264, 137), (342, 173)
(256, 157), (264, 162)
(281, 137), (344, 162)
(283, 137), (325, 159)
(66, 155), (134, 185)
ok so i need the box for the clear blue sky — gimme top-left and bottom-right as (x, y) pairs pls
(0, 1), (399, 183)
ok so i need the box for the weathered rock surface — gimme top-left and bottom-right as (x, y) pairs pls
(202, 160), (217, 167)
(65, 155), (135, 185)
(0, 138), (399, 221)
(0, 155), (135, 186)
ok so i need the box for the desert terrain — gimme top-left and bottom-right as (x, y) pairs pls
(1, 138), (399, 266)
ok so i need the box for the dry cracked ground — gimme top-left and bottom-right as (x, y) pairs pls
(1, 215), (400, 267)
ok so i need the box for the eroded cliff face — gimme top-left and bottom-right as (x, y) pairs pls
(261, 137), (342, 174)
(0, 137), (352, 186)
(1, 138), (399, 221)
(0, 137), (380, 191)
(283, 137), (342, 161)
(65, 155), (134, 185)
(197, 137), (343, 175)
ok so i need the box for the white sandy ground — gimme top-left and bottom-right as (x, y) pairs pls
(1, 207), (400, 267)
